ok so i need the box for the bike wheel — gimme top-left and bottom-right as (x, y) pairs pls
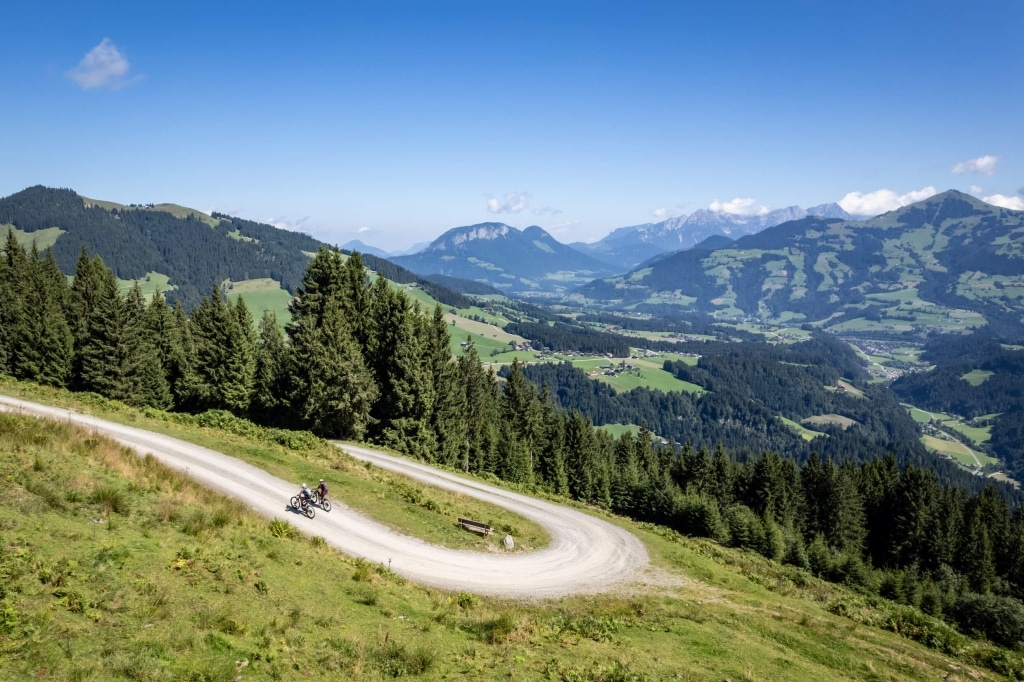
(321, 499), (331, 512)
(311, 491), (321, 504)
(304, 505), (315, 519)
(290, 496), (300, 510)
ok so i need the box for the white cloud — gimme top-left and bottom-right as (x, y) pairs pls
(969, 185), (984, 195)
(532, 206), (563, 216)
(650, 208), (672, 219)
(486, 192), (531, 214)
(66, 38), (141, 90)
(952, 155), (998, 176)
(708, 197), (769, 216)
(838, 186), (937, 216)
(982, 194), (1024, 211)
(357, 226), (370, 233)
(265, 215), (310, 232)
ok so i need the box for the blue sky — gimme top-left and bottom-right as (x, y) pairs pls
(2, 0), (1022, 249)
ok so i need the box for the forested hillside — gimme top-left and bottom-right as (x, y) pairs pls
(4, 233), (1024, 656)
(891, 335), (1024, 480)
(0, 186), (471, 311)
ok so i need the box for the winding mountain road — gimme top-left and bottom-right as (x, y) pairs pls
(0, 395), (648, 598)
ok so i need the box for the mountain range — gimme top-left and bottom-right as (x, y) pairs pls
(576, 190), (1024, 337)
(392, 222), (617, 296)
(570, 203), (853, 271)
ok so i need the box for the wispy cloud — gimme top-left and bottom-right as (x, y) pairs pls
(838, 186), (937, 216)
(952, 155), (998, 176)
(968, 185), (984, 195)
(67, 38), (142, 90)
(982, 194), (1024, 211)
(486, 192), (531, 214)
(547, 220), (580, 235)
(531, 206), (562, 216)
(650, 208), (673, 219)
(357, 226), (370, 234)
(265, 215), (310, 232)
(708, 197), (769, 216)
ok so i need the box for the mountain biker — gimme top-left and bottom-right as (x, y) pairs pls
(316, 479), (329, 502)
(299, 483), (313, 508)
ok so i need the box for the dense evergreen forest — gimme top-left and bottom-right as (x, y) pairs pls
(891, 335), (1024, 480)
(504, 321), (631, 356)
(2, 234), (1024, 649)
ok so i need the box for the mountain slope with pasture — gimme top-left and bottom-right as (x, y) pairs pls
(576, 191), (1024, 336)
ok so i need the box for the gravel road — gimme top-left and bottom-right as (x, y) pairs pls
(0, 395), (648, 598)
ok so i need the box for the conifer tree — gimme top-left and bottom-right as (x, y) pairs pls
(300, 304), (379, 438)
(367, 278), (433, 455)
(250, 311), (289, 423)
(500, 359), (541, 479)
(339, 250), (372, 355)
(11, 244), (73, 386)
(144, 291), (189, 407)
(424, 305), (467, 466)
(457, 338), (498, 473)
(536, 385), (568, 495)
(189, 285), (254, 413)
(69, 250), (105, 387)
(565, 410), (597, 502)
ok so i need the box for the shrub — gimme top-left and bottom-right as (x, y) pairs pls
(948, 592), (1024, 649)
(90, 486), (128, 514)
(268, 519), (297, 539)
(371, 640), (434, 677)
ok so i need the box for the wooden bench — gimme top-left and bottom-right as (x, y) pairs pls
(457, 517), (494, 536)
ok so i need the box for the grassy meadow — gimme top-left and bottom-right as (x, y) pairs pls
(1, 379), (1022, 680)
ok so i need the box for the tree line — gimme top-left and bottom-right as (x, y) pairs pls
(2, 234), (1024, 648)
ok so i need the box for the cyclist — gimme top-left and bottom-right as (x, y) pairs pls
(316, 479), (329, 503)
(299, 483), (314, 509)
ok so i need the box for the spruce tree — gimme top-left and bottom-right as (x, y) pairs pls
(457, 338), (498, 473)
(367, 279), (433, 456)
(424, 305), (467, 466)
(300, 304), (378, 438)
(250, 311), (289, 423)
(189, 285), (254, 413)
(144, 291), (189, 408)
(11, 244), (73, 386)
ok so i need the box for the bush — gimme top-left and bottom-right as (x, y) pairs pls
(948, 592), (1024, 649)
(672, 494), (728, 542)
(90, 486), (129, 514)
(724, 504), (764, 551)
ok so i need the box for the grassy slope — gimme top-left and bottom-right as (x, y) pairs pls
(0, 377), (546, 554)
(1, 380), (1021, 681)
(5, 225), (65, 251)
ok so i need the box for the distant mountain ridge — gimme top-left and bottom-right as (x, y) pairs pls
(392, 222), (616, 296)
(576, 191), (1024, 337)
(0, 186), (470, 310)
(573, 202), (853, 271)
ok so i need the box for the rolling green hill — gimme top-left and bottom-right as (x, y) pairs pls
(577, 191), (1024, 337)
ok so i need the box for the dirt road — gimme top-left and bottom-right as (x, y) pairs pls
(0, 395), (648, 598)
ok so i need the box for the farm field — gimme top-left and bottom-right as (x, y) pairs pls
(802, 414), (858, 430)
(921, 434), (998, 468)
(779, 416), (825, 441)
(6, 224), (65, 250)
(224, 278), (294, 327)
(116, 271), (176, 297)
